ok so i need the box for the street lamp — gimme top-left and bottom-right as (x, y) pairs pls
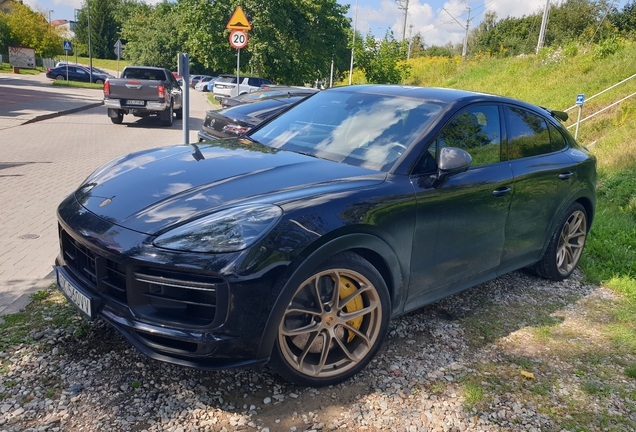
(73, 9), (79, 64)
(87, 0), (92, 83)
(348, 0), (358, 86)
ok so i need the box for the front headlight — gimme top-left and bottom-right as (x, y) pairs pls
(153, 204), (283, 253)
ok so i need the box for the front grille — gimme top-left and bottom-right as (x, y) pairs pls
(59, 226), (227, 328)
(60, 228), (126, 302)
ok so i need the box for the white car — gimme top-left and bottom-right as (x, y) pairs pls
(194, 76), (214, 91)
(213, 75), (273, 100)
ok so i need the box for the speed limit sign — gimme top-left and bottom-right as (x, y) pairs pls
(229, 30), (248, 49)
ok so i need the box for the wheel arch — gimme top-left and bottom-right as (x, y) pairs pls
(256, 233), (404, 360)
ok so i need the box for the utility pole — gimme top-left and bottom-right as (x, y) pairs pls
(396, 0), (409, 42)
(73, 9), (79, 64)
(407, 24), (414, 60)
(443, 6), (471, 61)
(348, 0), (358, 85)
(536, 0), (550, 54)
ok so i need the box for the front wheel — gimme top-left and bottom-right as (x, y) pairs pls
(175, 107), (183, 120)
(532, 202), (588, 280)
(271, 252), (390, 387)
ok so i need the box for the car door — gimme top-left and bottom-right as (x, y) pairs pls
(497, 106), (576, 273)
(407, 104), (514, 309)
(74, 67), (90, 82)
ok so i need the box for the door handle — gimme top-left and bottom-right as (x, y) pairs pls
(559, 172), (574, 180)
(492, 187), (511, 197)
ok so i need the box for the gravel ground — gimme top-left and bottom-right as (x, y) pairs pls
(0, 270), (634, 432)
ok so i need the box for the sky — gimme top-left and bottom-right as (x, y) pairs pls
(23, 0), (630, 47)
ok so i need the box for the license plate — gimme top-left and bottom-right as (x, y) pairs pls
(56, 268), (93, 319)
(126, 100), (145, 106)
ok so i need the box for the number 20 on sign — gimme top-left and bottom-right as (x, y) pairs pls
(229, 30), (248, 49)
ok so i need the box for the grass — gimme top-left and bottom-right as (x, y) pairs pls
(67, 56), (130, 73)
(206, 93), (221, 107)
(0, 62), (42, 75)
(51, 80), (104, 89)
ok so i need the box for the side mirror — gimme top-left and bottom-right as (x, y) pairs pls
(438, 147), (472, 173)
(419, 147), (472, 189)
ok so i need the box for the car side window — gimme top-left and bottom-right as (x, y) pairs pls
(437, 105), (502, 167)
(76, 68), (87, 76)
(548, 122), (568, 152)
(505, 107), (551, 159)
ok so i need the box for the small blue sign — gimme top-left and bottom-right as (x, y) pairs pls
(63, 41), (72, 52)
(575, 94), (585, 106)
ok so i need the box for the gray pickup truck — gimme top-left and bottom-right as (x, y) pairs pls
(103, 66), (183, 126)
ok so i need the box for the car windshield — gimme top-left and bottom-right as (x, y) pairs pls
(217, 76), (237, 84)
(249, 90), (445, 172)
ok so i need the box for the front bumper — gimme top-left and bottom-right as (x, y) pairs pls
(55, 199), (282, 370)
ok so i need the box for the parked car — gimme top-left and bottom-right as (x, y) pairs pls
(189, 75), (204, 88)
(198, 95), (308, 141)
(206, 77), (221, 92)
(220, 87), (319, 108)
(54, 85), (596, 387)
(46, 65), (111, 84)
(194, 76), (214, 92)
(103, 66), (183, 126)
(213, 74), (273, 100)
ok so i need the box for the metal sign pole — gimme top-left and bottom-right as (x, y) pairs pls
(65, 51), (68, 81)
(179, 53), (190, 145)
(575, 104), (583, 140)
(236, 49), (240, 97)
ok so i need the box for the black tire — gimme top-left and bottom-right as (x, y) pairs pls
(175, 107), (183, 120)
(271, 251), (390, 387)
(110, 112), (124, 124)
(531, 202), (588, 280)
(95, 79), (104, 85)
(162, 102), (173, 127)
(55, 75), (65, 81)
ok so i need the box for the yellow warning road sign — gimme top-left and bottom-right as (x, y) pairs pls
(226, 6), (252, 30)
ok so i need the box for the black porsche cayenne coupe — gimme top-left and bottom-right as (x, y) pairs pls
(55, 85), (596, 386)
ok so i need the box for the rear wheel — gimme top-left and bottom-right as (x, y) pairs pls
(271, 252), (390, 387)
(110, 111), (124, 124)
(162, 102), (173, 127)
(94, 79), (104, 85)
(532, 203), (588, 280)
(55, 75), (65, 80)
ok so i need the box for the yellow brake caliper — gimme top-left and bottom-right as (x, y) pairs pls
(338, 277), (364, 342)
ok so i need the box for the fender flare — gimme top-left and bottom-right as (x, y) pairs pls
(539, 187), (596, 258)
(255, 233), (404, 360)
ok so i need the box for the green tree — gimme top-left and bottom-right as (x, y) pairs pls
(3, 2), (64, 57)
(121, 3), (186, 70)
(178, 0), (350, 84)
(609, 1), (636, 37)
(408, 32), (426, 58)
(75, 0), (119, 59)
(357, 31), (410, 84)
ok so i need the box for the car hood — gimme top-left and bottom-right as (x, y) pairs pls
(76, 139), (385, 235)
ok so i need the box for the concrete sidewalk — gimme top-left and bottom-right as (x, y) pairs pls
(0, 72), (104, 130)
(0, 72), (213, 319)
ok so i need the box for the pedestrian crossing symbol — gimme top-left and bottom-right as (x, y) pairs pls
(63, 41), (72, 52)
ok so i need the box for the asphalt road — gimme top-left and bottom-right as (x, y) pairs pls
(0, 72), (213, 316)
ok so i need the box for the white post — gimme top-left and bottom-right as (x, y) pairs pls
(179, 53), (189, 144)
(87, 1), (92, 83)
(329, 56), (334, 88)
(575, 104), (583, 140)
(65, 51), (68, 81)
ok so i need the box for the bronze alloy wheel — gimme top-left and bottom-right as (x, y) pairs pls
(556, 209), (587, 276)
(278, 267), (384, 380)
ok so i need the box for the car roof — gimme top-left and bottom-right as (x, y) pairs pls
(328, 85), (546, 113)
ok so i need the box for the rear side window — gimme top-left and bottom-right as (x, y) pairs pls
(505, 107), (551, 159)
(548, 123), (568, 151)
